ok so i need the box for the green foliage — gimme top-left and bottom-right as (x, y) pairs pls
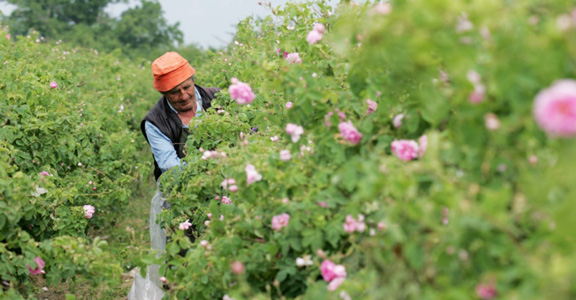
(0, 27), (154, 296)
(150, 0), (576, 299)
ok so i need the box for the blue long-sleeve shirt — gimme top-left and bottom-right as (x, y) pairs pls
(144, 88), (203, 173)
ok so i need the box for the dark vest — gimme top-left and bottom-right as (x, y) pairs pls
(140, 84), (221, 181)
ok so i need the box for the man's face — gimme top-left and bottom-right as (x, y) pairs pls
(164, 77), (196, 113)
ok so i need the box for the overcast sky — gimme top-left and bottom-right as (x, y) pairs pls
(0, 0), (341, 49)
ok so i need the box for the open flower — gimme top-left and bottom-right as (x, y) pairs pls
(338, 121), (363, 144)
(306, 29), (323, 45)
(271, 213), (290, 231)
(533, 79), (576, 137)
(286, 53), (302, 64)
(179, 220), (192, 230)
(229, 78), (256, 105)
(27, 256), (46, 275)
(280, 150), (291, 162)
(49, 81), (58, 89)
(245, 164), (262, 185)
(391, 140), (419, 161)
(366, 99), (378, 115)
(83, 205), (95, 219)
(320, 259), (347, 291)
(286, 123), (304, 142)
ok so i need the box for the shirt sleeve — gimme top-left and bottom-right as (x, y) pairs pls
(144, 121), (182, 173)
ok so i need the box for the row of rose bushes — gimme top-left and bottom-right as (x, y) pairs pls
(0, 26), (157, 297)
(151, 0), (576, 299)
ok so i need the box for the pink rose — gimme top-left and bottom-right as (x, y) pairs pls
(338, 121), (363, 144)
(343, 214), (366, 233)
(279, 150), (291, 162)
(476, 282), (497, 299)
(533, 79), (576, 137)
(27, 256), (45, 275)
(469, 84), (486, 104)
(320, 260), (347, 283)
(393, 113), (404, 128)
(229, 78), (256, 105)
(231, 261), (245, 274)
(324, 112), (334, 127)
(391, 140), (419, 161)
(221, 196), (232, 204)
(286, 53), (302, 64)
(49, 81), (58, 89)
(484, 113), (500, 131)
(179, 219), (192, 230)
(270, 135), (279, 142)
(306, 29), (323, 45)
(320, 260), (337, 282)
(366, 99), (378, 115)
(286, 102), (293, 109)
(83, 205), (95, 219)
(313, 23), (326, 34)
(373, 2), (392, 15)
(40, 171), (50, 176)
(327, 277), (345, 291)
(271, 213), (290, 231)
(418, 135), (428, 158)
(245, 164), (263, 185)
(286, 123), (304, 142)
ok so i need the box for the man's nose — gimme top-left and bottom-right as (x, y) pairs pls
(179, 88), (190, 100)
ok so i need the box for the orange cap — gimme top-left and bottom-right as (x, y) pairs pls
(151, 52), (196, 92)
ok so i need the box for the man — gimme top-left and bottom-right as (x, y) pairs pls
(129, 52), (220, 298)
(141, 51), (221, 180)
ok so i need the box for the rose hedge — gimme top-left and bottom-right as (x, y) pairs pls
(150, 0), (576, 300)
(0, 27), (156, 297)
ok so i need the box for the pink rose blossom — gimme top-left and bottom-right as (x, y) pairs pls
(469, 84), (486, 104)
(306, 29), (323, 45)
(324, 112), (334, 127)
(200, 240), (209, 247)
(366, 99), (377, 115)
(338, 121), (363, 144)
(245, 164), (263, 185)
(476, 282), (497, 299)
(270, 135), (279, 142)
(314, 23), (326, 33)
(286, 102), (293, 109)
(337, 111), (346, 121)
(221, 178), (236, 190)
(49, 81), (58, 89)
(391, 140), (419, 161)
(484, 113), (500, 131)
(533, 79), (576, 137)
(179, 219), (192, 230)
(27, 256), (46, 275)
(207, 213), (213, 219)
(229, 78), (256, 105)
(83, 205), (95, 219)
(221, 196), (232, 204)
(320, 260), (347, 284)
(229, 185), (238, 192)
(286, 123), (304, 142)
(5, 34), (10, 40)
(159, 276), (167, 283)
(343, 214), (366, 233)
(286, 52), (302, 64)
(40, 171), (50, 176)
(317, 201), (328, 207)
(418, 135), (428, 158)
(393, 113), (404, 128)
(279, 150), (291, 162)
(373, 2), (392, 15)
(231, 261), (245, 274)
(271, 213), (290, 231)
(327, 277), (345, 291)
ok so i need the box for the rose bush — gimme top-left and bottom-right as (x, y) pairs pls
(150, 0), (576, 299)
(0, 27), (155, 297)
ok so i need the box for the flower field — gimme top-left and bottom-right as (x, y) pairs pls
(2, 0), (576, 299)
